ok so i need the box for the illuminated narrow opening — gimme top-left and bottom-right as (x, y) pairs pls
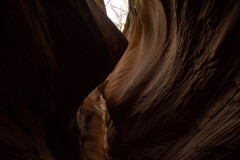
(104, 0), (129, 32)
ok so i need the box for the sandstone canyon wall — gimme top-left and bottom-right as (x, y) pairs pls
(1, 0), (240, 160)
(104, 0), (240, 159)
(0, 0), (126, 160)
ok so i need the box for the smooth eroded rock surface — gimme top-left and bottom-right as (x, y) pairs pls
(1, 0), (240, 159)
(0, 0), (127, 160)
(104, 0), (240, 159)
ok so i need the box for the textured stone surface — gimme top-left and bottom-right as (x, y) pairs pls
(78, 88), (107, 160)
(1, 0), (240, 159)
(104, 0), (240, 159)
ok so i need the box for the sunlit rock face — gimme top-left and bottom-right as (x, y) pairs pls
(104, 0), (240, 159)
(0, 0), (127, 160)
(78, 88), (107, 160)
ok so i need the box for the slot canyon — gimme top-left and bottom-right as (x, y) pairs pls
(1, 0), (240, 159)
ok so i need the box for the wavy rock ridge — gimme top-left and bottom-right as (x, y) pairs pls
(104, 0), (240, 159)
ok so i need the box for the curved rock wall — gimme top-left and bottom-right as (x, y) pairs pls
(1, 0), (240, 159)
(0, 0), (127, 160)
(104, 0), (240, 159)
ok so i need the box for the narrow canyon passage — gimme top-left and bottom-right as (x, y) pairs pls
(0, 0), (240, 160)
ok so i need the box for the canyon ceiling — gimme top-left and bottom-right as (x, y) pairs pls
(0, 0), (240, 160)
